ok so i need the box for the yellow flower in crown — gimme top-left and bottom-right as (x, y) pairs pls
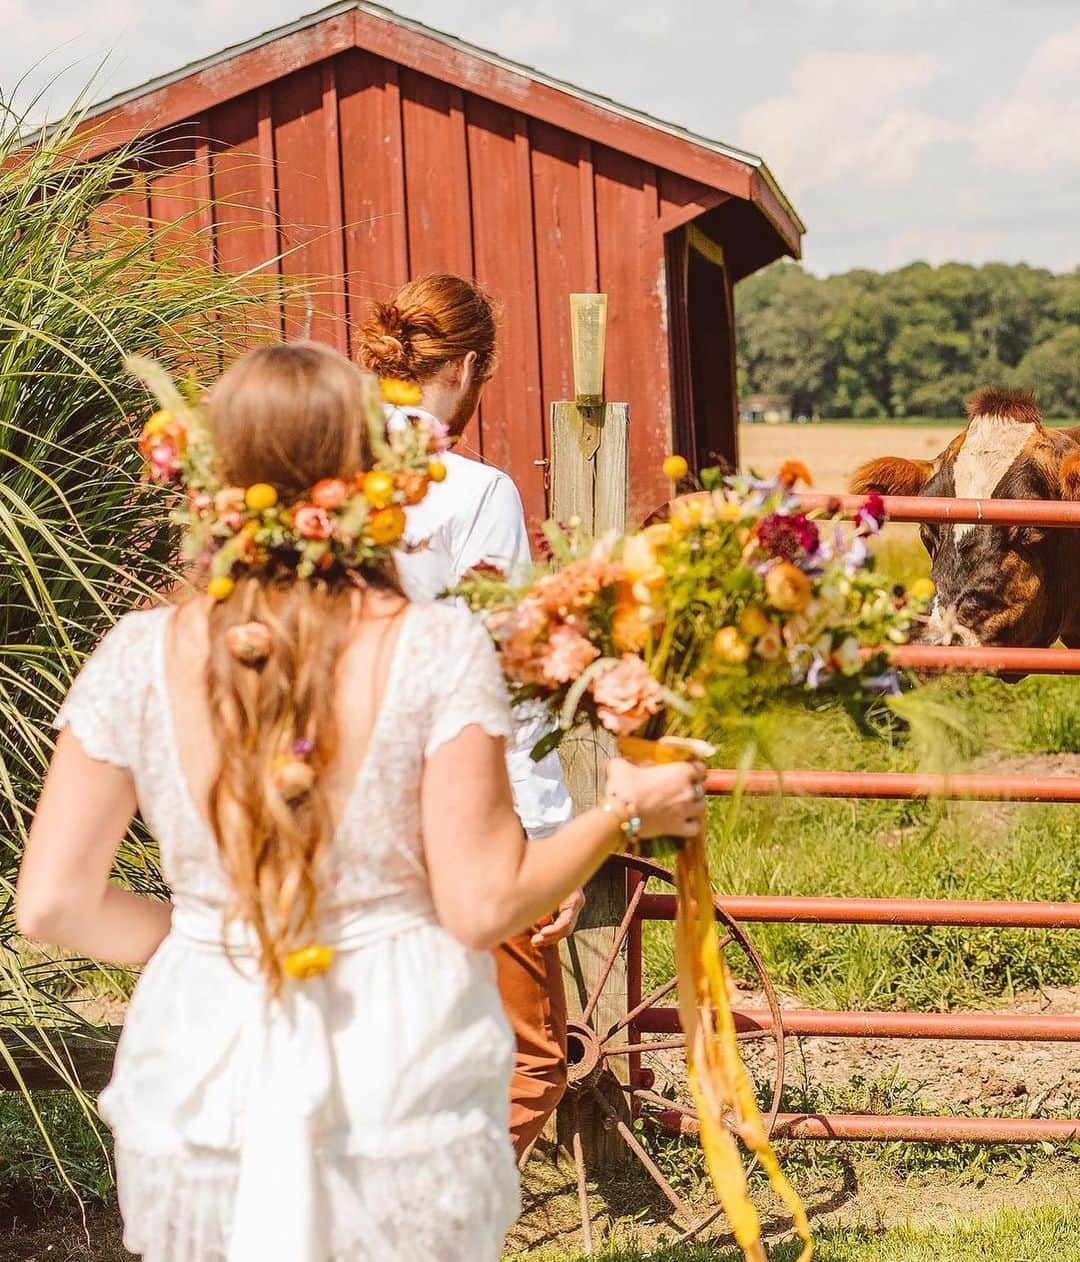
(284, 944), (336, 981)
(368, 505), (407, 546)
(245, 483), (279, 512)
(380, 378), (423, 407)
(362, 469), (396, 510)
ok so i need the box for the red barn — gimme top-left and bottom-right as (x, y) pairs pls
(79, 1), (803, 523)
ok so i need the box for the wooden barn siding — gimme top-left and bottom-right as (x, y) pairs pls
(129, 50), (713, 526)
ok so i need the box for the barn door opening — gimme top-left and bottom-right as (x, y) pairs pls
(665, 223), (739, 475)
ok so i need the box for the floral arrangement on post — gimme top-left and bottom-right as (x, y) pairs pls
(455, 460), (934, 1262)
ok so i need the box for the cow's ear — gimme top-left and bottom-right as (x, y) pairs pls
(1060, 452), (1080, 500)
(850, 457), (933, 497)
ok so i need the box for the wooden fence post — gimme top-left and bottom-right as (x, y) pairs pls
(550, 400), (631, 1165)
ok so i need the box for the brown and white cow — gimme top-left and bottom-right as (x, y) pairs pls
(850, 389), (1080, 647)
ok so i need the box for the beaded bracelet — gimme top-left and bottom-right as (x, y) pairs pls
(600, 790), (642, 848)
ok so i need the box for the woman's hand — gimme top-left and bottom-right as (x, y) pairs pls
(604, 757), (707, 839)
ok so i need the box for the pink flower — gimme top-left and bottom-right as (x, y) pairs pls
(856, 492), (887, 534)
(538, 625), (599, 684)
(148, 438), (181, 482)
(590, 654), (664, 736)
(190, 491), (213, 517)
(294, 504), (334, 540)
(424, 417), (452, 452)
(215, 487), (246, 514)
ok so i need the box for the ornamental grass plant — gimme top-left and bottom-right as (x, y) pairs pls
(0, 88), (276, 1184)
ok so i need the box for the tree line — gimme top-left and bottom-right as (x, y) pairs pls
(735, 260), (1080, 419)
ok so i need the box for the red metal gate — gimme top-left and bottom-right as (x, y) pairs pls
(628, 492), (1080, 1146)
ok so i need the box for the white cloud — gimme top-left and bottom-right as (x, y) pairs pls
(973, 22), (1080, 175)
(738, 50), (952, 196)
(881, 224), (1008, 269)
(486, 7), (569, 54)
(613, 4), (676, 38)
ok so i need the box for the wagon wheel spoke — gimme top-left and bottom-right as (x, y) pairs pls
(672, 1202), (728, 1245)
(593, 1087), (694, 1224)
(603, 976), (678, 1042)
(571, 1103), (595, 1256)
(602, 1037), (687, 1056)
(581, 878), (646, 1026)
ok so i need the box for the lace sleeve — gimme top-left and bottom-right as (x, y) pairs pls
(425, 611), (513, 759)
(54, 610), (158, 769)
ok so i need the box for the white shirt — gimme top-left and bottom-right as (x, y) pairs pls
(397, 450), (573, 839)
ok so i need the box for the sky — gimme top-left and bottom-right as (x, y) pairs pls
(1, 0), (1077, 276)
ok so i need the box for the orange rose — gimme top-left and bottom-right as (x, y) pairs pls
(294, 504), (334, 540)
(396, 470), (429, 505)
(311, 478), (348, 510)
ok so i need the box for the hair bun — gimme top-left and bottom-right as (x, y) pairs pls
(357, 276), (498, 384)
(357, 302), (415, 379)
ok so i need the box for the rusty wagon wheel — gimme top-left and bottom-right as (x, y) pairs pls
(523, 852), (787, 1253)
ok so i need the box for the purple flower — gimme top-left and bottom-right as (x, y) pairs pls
(292, 737), (315, 757)
(843, 535), (870, 575)
(806, 653), (829, 690)
(864, 671), (902, 696)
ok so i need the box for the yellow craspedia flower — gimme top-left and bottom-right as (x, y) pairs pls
(207, 576), (236, 602)
(368, 504), (407, 546)
(427, 459), (447, 483)
(363, 469), (396, 510)
(713, 626), (751, 665)
(143, 409), (172, 438)
(245, 483), (278, 512)
(910, 577), (936, 603)
(739, 606), (771, 639)
(380, 378), (423, 407)
(284, 944), (336, 981)
(662, 454), (689, 481)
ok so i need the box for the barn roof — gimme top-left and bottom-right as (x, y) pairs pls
(75, 0), (804, 257)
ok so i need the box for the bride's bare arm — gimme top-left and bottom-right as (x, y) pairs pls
(17, 731), (172, 964)
(422, 726), (704, 951)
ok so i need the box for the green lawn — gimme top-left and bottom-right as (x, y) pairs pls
(639, 667), (1080, 1014)
(508, 1205), (1080, 1260)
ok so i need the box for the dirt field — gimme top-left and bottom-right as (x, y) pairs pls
(738, 423), (958, 494)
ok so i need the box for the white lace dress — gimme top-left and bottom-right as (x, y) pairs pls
(55, 602), (520, 1262)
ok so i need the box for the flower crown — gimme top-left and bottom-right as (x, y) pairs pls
(128, 356), (449, 600)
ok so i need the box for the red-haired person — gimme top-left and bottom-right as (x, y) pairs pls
(358, 275), (581, 1159)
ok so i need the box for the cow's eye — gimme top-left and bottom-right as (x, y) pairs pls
(919, 525), (940, 558)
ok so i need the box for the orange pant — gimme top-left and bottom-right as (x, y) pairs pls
(495, 927), (568, 1158)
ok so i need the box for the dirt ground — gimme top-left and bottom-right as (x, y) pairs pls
(737, 423), (958, 494)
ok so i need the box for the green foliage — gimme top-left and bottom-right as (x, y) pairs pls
(508, 1206), (1080, 1260)
(737, 260), (1080, 418)
(640, 670), (1080, 1012)
(0, 91), (273, 1161)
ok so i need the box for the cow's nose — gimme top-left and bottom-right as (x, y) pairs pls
(917, 603), (981, 648)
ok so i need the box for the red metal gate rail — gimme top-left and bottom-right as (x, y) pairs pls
(628, 489), (1080, 1146)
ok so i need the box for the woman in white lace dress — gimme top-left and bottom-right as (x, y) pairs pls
(16, 342), (705, 1262)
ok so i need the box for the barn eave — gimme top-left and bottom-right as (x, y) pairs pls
(65, 0), (803, 260)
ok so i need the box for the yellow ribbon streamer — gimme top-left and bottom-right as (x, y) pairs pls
(619, 736), (812, 1262)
